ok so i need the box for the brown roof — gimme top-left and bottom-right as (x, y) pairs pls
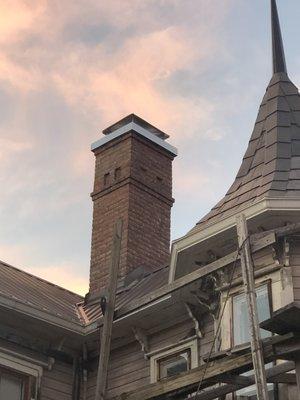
(0, 259), (168, 328)
(77, 266), (169, 325)
(0, 260), (83, 324)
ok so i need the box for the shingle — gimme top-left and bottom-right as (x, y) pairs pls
(265, 126), (291, 147)
(265, 97), (290, 115)
(291, 125), (300, 140)
(265, 143), (291, 163)
(265, 111), (291, 132)
(226, 179), (241, 195)
(267, 84), (283, 99)
(289, 170), (300, 180)
(273, 171), (290, 180)
(281, 81), (299, 96)
(287, 180), (300, 190)
(244, 138), (260, 158)
(236, 157), (252, 178)
(252, 147), (265, 167)
(255, 104), (268, 123)
(291, 157), (300, 169)
(270, 181), (287, 191)
(293, 111), (300, 125)
(250, 121), (265, 141)
(286, 95), (300, 111)
(291, 141), (300, 156)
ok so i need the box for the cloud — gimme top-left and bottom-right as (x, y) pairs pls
(0, 0), (254, 294)
(0, 243), (88, 295)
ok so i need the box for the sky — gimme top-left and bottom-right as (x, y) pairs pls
(0, 0), (300, 295)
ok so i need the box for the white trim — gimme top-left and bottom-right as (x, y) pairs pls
(91, 121), (178, 156)
(220, 271), (281, 351)
(169, 197), (300, 283)
(150, 338), (198, 383)
(114, 295), (172, 323)
(0, 350), (43, 399)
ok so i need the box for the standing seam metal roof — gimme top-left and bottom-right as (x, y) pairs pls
(0, 260), (83, 324)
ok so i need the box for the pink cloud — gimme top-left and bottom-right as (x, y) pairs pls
(0, 244), (87, 295)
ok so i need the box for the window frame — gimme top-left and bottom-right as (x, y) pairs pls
(150, 339), (198, 383)
(230, 280), (273, 348)
(0, 350), (43, 400)
(0, 366), (31, 400)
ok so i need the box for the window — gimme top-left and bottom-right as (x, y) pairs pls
(158, 349), (190, 379)
(0, 350), (43, 400)
(150, 339), (198, 383)
(0, 368), (29, 400)
(232, 284), (273, 399)
(232, 284), (271, 346)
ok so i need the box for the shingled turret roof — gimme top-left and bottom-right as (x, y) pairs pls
(191, 0), (300, 233)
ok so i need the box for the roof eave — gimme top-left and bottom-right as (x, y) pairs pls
(168, 196), (300, 282)
(0, 294), (87, 335)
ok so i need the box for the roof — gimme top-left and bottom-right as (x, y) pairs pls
(102, 113), (169, 140)
(0, 259), (169, 329)
(190, 1), (300, 234)
(0, 260), (83, 324)
(77, 266), (169, 325)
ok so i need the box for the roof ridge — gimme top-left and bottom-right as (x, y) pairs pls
(0, 259), (83, 299)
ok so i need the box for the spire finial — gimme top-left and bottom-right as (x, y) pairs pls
(271, 0), (287, 74)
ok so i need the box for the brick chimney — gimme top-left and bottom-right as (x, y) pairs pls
(88, 114), (177, 295)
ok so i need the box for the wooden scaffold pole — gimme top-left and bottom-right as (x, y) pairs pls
(236, 214), (269, 400)
(95, 219), (123, 400)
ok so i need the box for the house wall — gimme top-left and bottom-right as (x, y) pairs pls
(0, 337), (75, 400)
(40, 361), (74, 400)
(86, 315), (214, 399)
(290, 236), (300, 303)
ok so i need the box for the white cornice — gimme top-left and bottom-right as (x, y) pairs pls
(91, 121), (178, 156)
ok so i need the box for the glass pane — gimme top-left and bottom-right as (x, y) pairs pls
(233, 284), (271, 346)
(159, 351), (190, 379)
(256, 285), (271, 339)
(0, 373), (24, 400)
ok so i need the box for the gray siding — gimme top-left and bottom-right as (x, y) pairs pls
(41, 361), (73, 400)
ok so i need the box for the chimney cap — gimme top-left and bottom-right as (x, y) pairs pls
(102, 113), (169, 140)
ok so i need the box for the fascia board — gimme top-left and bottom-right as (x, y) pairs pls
(0, 295), (85, 335)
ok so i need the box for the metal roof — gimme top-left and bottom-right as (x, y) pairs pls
(0, 260), (83, 324)
(0, 259), (169, 328)
(77, 267), (169, 325)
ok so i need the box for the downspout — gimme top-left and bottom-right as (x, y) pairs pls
(72, 356), (81, 400)
(82, 343), (88, 400)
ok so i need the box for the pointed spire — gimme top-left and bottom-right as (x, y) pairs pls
(271, 0), (287, 74)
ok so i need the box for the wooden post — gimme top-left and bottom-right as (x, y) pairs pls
(295, 358), (300, 393)
(95, 219), (123, 400)
(236, 214), (269, 400)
